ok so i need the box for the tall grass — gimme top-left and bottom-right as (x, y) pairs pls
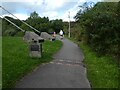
(2, 37), (62, 88)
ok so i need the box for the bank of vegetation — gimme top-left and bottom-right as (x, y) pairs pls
(67, 2), (120, 88)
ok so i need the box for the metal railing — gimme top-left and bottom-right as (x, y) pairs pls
(0, 6), (40, 34)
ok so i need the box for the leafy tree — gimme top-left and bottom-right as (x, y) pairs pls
(2, 11), (63, 37)
(74, 2), (120, 59)
(2, 16), (22, 36)
(21, 11), (51, 35)
(29, 11), (39, 19)
(51, 19), (63, 33)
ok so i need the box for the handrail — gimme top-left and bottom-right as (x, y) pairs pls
(1, 15), (25, 32)
(0, 6), (40, 34)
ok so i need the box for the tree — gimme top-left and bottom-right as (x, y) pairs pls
(2, 16), (23, 36)
(21, 11), (52, 34)
(74, 2), (119, 58)
(51, 19), (64, 33)
(74, 1), (95, 22)
(29, 11), (39, 19)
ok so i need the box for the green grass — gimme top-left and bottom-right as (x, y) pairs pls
(2, 37), (62, 88)
(0, 37), (2, 89)
(67, 36), (119, 88)
(79, 43), (119, 88)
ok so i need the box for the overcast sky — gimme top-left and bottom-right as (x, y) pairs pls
(1, 0), (102, 21)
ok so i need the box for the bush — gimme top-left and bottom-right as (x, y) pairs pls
(75, 2), (120, 59)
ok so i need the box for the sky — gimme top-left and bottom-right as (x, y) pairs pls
(1, 0), (102, 22)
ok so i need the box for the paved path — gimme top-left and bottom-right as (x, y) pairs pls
(16, 37), (91, 88)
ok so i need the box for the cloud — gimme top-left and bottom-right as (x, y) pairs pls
(2, 0), (42, 2)
(44, 0), (66, 11)
(13, 14), (29, 20)
(59, 1), (84, 21)
(1, 0), (102, 21)
(1, 0), (67, 20)
(42, 11), (58, 20)
(2, 13), (29, 20)
(2, 2), (31, 15)
(62, 0), (102, 21)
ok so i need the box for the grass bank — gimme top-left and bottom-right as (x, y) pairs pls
(2, 37), (62, 88)
(68, 37), (119, 88)
(79, 43), (119, 88)
(0, 37), (2, 89)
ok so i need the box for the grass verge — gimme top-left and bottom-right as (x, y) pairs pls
(2, 37), (62, 88)
(79, 43), (119, 88)
(67, 37), (119, 88)
(0, 37), (2, 89)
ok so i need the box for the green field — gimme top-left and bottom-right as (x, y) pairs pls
(0, 37), (2, 89)
(2, 37), (62, 88)
(80, 43), (119, 88)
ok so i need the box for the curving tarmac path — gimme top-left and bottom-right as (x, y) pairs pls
(16, 37), (91, 88)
